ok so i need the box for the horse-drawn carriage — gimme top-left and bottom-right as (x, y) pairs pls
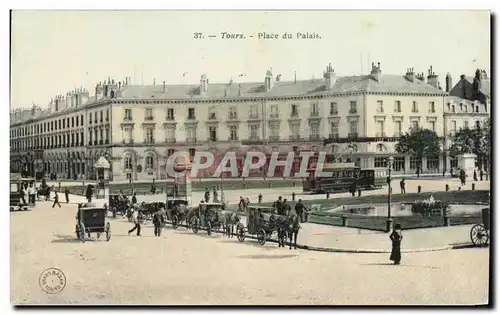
(236, 205), (301, 248)
(108, 194), (130, 218)
(165, 198), (191, 229)
(75, 203), (111, 242)
(470, 208), (490, 246)
(10, 174), (33, 211)
(191, 202), (227, 235)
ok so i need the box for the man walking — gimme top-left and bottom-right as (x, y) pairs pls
(295, 199), (305, 223)
(204, 188), (210, 203)
(65, 187), (70, 203)
(52, 191), (61, 208)
(400, 178), (406, 194)
(152, 209), (163, 237)
(282, 198), (291, 216)
(128, 208), (141, 236)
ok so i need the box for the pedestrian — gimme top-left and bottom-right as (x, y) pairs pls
(52, 191), (61, 208)
(151, 183), (156, 195)
(258, 193), (263, 203)
(213, 186), (218, 202)
(282, 198), (291, 216)
(85, 184), (93, 203)
(276, 196), (283, 215)
(128, 208), (141, 236)
(238, 196), (245, 211)
(152, 210), (163, 237)
(461, 170), (467, 186)
(28, 183), (35, 204)
(400, 178), (406, 194)
(65, 187), (70, 203)
(295, 199), (304, 222)
(389, 223), (403, 265)
(131, 192), (137, 205)
(204, 188), (210, 203)
(19, 185), (27, 205)
(473, 169), (478, 181)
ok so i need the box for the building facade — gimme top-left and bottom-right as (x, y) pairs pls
(10, 63), (490, 181)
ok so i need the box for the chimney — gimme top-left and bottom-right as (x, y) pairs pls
(370, 62), (382, 82)
(405, 67), (415, 82)
(426, 65), (439, 88)
(445, 73), (452, 92)
(118, 81), (122, 90)
(324, 62), (336, 89)
(200, 74), (208, 96)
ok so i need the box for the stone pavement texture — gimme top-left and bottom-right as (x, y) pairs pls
(11, 201), (490, 305)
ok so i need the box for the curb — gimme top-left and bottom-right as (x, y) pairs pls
(168, 222), (478, 254)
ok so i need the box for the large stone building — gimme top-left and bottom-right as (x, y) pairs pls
(9, 62), (490, 181)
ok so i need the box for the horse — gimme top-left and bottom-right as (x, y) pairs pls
(286, 214), (301, 250)
(219, 211), (241, 237)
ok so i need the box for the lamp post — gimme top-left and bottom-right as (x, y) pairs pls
(66, 149), (71, 180)
(386, 156), (394, 233)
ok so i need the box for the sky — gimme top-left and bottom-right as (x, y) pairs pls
(10, 10), (490, 109)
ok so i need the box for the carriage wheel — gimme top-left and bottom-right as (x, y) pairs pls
(257, 229), (266, 246)
(172, 215), (179, 229)
(470, 224), (489, 246)
(207, 221), (212, 236)
(105, 222), (111, 241)
(191, 218), (199, 234)
(237, 224), (245, 242)
(77, 223), (86, 243)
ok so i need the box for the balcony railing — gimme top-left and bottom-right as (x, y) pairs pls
(123, 139), (134, 145)
(186, 138), (197, 143)
(187, 116), (196, 121)
(228, 136), (239, 141)
(248, 136), (260, 141)
(269, 113), (279, 119)
(145, 116), (154, 121)
(248, 114), (259, 119)
(310, 111), (319, 117)
(166, 138), (176, 144)
(349, 109), (357, 114)
(228, 113), (238, 120)
(375, 132), (386, 137)
(94, 140), (98, 145)
(145, 139), (155, 145)
(99, 140), (103, 145)
(289, 135), (301, 140)
(123, 116), (133, 121)
(269, 136), (280, 141)
(348, 133), (358, 138)
(290, 112), (299, 118)
(309, 134), (320, 140)
(166, 116), (175, 121)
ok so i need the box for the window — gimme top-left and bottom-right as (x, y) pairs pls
(412, 120), (419, 129)
(376, 100), (384, 113)
(188, 148), (196, 157)
(145, 155), (154, 170)
(349, 121), (358, 136)
(475, 106), (479, 113)
(250, 125), (259, 139)
(124, 109), (132, 120)
(394, 101), (401, 112)
(310, 123), (319, 137)
(144, 127), (154, 143)
(463, 121), (469, 129)
(99, 111), (103, 122)
(450, 156), (458, 168)
(106, 110), (109, 121)
(429, 101), (435, 113)
(330, 102), (338, 115)
(459, 104), (463, 112)
(250, 105), (258, 118)
(209, 126), (217, 141)
(209, 110), (217, 120)
(374, 157), (387, 168)
(270, 124), (279, 138)
(166, 127), (175, 140)
(186, 127), (196, 140)
(426, 155), (439, 170)
(62, 119), (66, 129)
(394, 121), (402, 137)
(124, 127), (132, 143)
(270, 105), (278, 118)
(311, 103), (319, 116)
(291, 104), (298, 117)
(167, 108), (175, 120)
(376, 121), (384, 137)
(124, 155), (133, 170)
(447, 103), (450, 111)
(429, 120), (436, 132)
(188, 108), (195, 120)
(410, 157), (418, 170)
(71, 117), (75, 127)
(412, 101), (418, 113)
(290, 123), (300, 137)
(393, 156), (405, 172)
(464, 105), (468, 113)
(229, 126), (238, 140)
(349, 101), (357, 113)
(451, 120), (457, 134)
(229, 107), (237, 119)
(452, 105), (455, 113)
(145, 108), (153, 120)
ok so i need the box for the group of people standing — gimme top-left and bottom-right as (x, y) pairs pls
(273, 196), (309, 223)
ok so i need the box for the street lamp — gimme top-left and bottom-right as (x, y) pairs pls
(386, 155), (394, 233)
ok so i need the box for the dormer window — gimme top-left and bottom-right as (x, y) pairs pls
(291, 104), (298, 117)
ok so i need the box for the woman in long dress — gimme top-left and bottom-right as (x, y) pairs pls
(389, 223), (403, 265)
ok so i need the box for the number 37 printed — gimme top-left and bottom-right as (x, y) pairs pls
(193, 32), (203, 39)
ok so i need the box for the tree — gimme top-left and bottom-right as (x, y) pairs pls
(449, 118), (490, 170)
(395, 126), (441, 177)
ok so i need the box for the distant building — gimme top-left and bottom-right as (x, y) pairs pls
(9, 63), (489, 181)
(448, 69), (491, 105)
